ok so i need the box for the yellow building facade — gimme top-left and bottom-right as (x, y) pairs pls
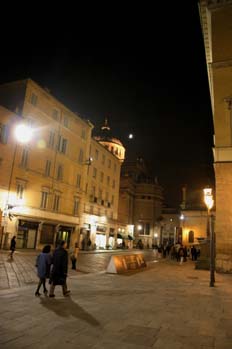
(80, 137), (122, 250)
(199, 0), (232, 272)
(0, 79), (92, 250)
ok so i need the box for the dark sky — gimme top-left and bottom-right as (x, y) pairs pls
(0, 1), (214, 207)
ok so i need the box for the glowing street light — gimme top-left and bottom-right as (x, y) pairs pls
(128, 134), (134, 139)
(2, 123), (32, 247)
(15, 124), (32, 143)
(203, 187), (215, 287)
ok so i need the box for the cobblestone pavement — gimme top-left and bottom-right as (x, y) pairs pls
(0, 249), (156, 290)
(0, 259), (232, 348)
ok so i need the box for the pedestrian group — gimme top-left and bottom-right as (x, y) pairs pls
(35, 240), (72, 298)
(153, 243), (200, 264)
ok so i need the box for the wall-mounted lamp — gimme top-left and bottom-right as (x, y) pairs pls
(84, 157), (93, 166)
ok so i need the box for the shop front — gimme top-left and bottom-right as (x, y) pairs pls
(17, 219), (39, 249)
(108, 228), (115, 249)
(95, 225), (107, 249)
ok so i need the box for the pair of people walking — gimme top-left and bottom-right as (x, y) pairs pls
(35, 240), (70, 297)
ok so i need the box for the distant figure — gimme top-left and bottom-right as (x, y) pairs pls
(70, 243), (79, 270)
(178, 245), (184, 264)
(35, 245), (52, 296)
(191, 246), (197, 261)
(49, 240), (70, 298)
(9, 236), (16, 259)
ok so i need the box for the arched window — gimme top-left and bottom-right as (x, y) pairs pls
(188, 230), (194, 243)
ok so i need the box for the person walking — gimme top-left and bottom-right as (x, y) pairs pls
(9, 236), (16, 259)
(49, 240), (70, 298)
(69, 243), (79, 270)
(179, 245), (184, 265)
(35, 245), (52, 296)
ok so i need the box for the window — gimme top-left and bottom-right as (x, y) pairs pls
(98, 189), (102, 200)
(52, 109), (59, 120)
(48, 131), (55, 148)
(76, 174), (81, 188)
(53, 194), (60, 211)
(111, 195), (114, 206)
(81, 128), (86, 139)
(57, 165), (63, 180)
(30, 93), (38, 106)
(57, 136), (67, 154)
(21, 148), (28, 168)
(73, 197), (80, 216)
(40, 191), (48, 209)
(105, 192), (109, 201)
(63, 116), (69, 128)
(107, 176), (110, 186)
(108, 159), (111, 168)
(0, 123), (8, 144)
(145, 223), (150, 235)
(95, 149), (99, 160)
(188, 231), (194, 243)
(91, 186), (96, 197)
(17, 184), (24, 199)
(78, 149), (84, 163)
(93, 167), (97, 178)
(114, 164), (117, 172)
(102, 155), (105, 165)
(100, 172), (104, 182)
(45, 160), (51, 176)
(112, 179), (115, 188)
(40, 224), (55, 244)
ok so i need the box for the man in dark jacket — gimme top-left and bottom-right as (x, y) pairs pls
(49, 240), (70, 297)
(9, 236), (16, 259)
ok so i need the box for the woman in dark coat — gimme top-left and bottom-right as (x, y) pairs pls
(49, 240), (70, 297)
(9, 236), (16, 259)
(35, 245), (52, 296)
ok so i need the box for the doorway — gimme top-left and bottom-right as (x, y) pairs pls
(17, 220), (38, 249)
(56, 227), (72, 248)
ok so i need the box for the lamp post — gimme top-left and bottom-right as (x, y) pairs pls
(203, 188), (215, 287)
(2, 123), (32, 248)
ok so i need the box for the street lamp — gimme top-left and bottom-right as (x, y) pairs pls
(203, 188), (215, 287)
(2, 123), (32, 247)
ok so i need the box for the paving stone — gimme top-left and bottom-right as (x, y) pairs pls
(1, 250), (232, 348)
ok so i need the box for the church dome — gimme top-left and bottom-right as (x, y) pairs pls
(94, 117), (125, 162)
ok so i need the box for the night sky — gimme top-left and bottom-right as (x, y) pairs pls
(0, 1), (214, 207)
